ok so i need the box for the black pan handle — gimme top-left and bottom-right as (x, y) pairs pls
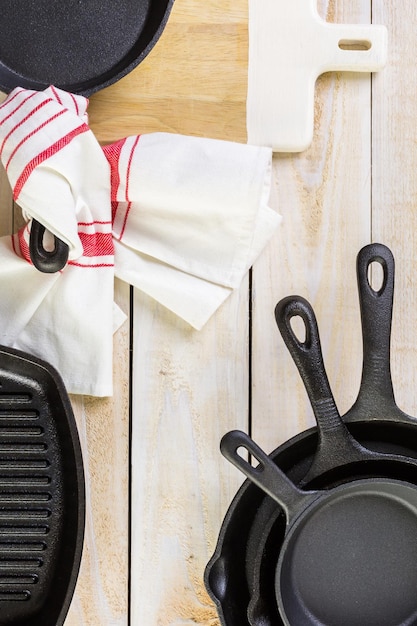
(220, 430), (312, 525)
(29, 219), (69, 273)
(346, 243), (398, 418)
(275, 296), (368, 483)
(275, 296), (338, 410)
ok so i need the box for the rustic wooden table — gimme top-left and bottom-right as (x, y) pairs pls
(1, 0), (416, 624)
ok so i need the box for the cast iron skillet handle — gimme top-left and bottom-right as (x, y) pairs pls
(350, 242), (397, 415)
(275, 296), (356, 436)
(220, 430), (312, 526)
(275, 295), (367, 483)
(275, 296), (337, 412)
(29, 219), (69, 273)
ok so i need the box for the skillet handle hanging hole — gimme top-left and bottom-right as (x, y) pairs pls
(289, 315), (307, 345)
(275, 296), (316, 353)
(357, 243), (394, 302)
(236, 443), (252, 465)
(367, 258), (386, 295)
(221, 431), (261, 476)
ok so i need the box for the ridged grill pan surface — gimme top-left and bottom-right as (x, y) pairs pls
(0, 346), (84, 626)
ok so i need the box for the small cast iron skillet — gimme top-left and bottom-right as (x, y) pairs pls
(222, 429), (417, 626)
(273, 293), (417, 484)
(204, 244), (417, 625)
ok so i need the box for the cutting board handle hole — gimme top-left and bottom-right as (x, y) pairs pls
(339, 39), (372, 51)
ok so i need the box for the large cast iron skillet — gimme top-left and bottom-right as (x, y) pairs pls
(204, 243), (417, 626)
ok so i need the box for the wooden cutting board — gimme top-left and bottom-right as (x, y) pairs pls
(88, 0), (248, 144)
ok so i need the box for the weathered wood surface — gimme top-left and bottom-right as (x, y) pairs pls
(0, 0), (414, 624)
(252, 0), (372, 450)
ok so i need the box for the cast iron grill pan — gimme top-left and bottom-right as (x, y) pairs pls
(0, 0), (174, 96)
(0, 345), (84, 626)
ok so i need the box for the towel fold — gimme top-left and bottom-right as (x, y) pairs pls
(0, 86), (280, 396)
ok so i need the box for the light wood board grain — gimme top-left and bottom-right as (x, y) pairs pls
(88, 0), (247, 144)
(371, 2), (417, 417)
(130, 288), (249, 625)
(64, 280), (130, 626)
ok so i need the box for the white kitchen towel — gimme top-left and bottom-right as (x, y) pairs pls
(0, 86), (280, 396)
(105, 133), (278, 328)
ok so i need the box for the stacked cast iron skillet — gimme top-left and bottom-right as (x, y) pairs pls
(205, 243), (417, 626)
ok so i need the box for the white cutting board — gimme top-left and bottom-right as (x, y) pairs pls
(247, 0), (388, 152)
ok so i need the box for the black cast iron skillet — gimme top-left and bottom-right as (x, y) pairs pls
(0, 0), (175, 273)
(204, 243), (417, 626)
(0, 0), (174, 96)
(247, 250), (417, 625)
(249, 277), (417, 625)
(222, 429), (417, 626)
(0, 345), (85, 625)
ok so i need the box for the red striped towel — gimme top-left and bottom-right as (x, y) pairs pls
(0, 86), (280, 396)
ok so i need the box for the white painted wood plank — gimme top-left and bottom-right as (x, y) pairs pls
(125, 0), (251, 621)
(130, 286), (249, 625)
(64, 279), (130, 625)
(251, 0), (373, 452)
(371, 2), (417, 416)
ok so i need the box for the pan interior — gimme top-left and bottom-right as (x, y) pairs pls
(277, 480), (417, 626)
(0, 0), (162, 93)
